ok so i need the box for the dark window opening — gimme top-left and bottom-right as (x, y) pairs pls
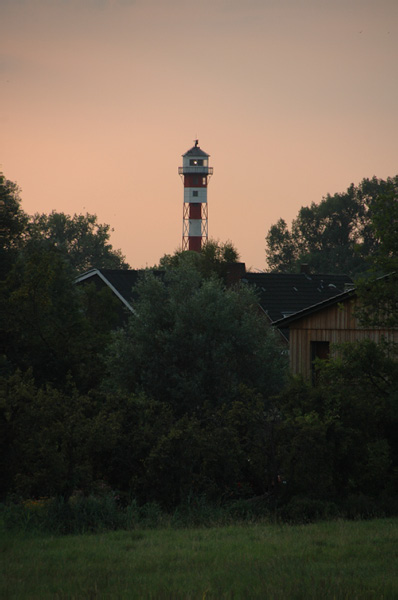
(310, 341), (330, 384)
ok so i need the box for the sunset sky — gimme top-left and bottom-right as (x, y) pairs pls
(1, 0), (397, 271)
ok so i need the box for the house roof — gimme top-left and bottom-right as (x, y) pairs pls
(75, 268), (154, 314)
(271, 271), (395, 329)
(75, 268), (354, 339)
(272, 287), (356, 328)
(243, 272), (353, 323)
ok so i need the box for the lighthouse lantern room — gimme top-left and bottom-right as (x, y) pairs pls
(178, 140), (213, 252)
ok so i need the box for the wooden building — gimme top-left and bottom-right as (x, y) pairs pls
(273, 288), (398, 380)
(242, 271), (353, 342)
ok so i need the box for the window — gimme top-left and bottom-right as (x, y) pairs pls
(189, 159), (203, 166)
(192, 191), (198, 197)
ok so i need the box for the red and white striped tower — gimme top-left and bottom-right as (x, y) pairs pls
(178, 140), (213, 252)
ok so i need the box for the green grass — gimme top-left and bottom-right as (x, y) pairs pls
(1, 519), (397, 599)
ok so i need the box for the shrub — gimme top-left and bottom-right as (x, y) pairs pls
(342, 494), (380, 520)
(278, 496), (339, 524)
(2, 494), (124, 535)
(171, 496), (226, 528)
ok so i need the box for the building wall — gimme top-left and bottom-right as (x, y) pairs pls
(288, 298), (398, 379)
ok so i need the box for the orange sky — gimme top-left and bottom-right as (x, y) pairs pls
(1, 0), (398, 270)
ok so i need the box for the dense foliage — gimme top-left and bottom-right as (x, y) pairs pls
(355, 178), (398, 328)
(158, 240), (240, 283)
(274, 339), (398, 516)
(0, 172), (129, 277)
(27, 211), (129, 274)
(0, 174), (28, 280)
(104, 264), (286, 415)
(1, 171), (397, 523)
(265, 176), (398, 276)
(1, 174), (288, 506)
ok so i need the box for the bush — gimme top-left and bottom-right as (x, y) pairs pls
(278, 496), (339, 524)
(171, 496), (226, 528)
(225, 498), (272, 522)
(342, 494), (380, 521)
(2, 494), (124, 535)
(134, 501), (164, 528)
(4, 492), (396, 535)
(1, 499), (49, 533)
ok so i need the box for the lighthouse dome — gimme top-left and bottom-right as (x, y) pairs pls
(182, 140), (210, 158)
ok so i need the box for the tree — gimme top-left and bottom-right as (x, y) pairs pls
(0, 173), (126, 388)
(0, 173), (28, 280)
(274, 339), (398, 510)
(104, 262), (287, 417)
(355, 179), (398, 327)
(1, 172), (128, 276)
(318, 340), (398, 501)
(264, 219), (296, 273)
(265, 176), (398, 275)
(1, 242), (120, 389)
(27, 211), (129, 274)
(370, 181), (398, 273)
(158, 239), (240, 283)
(93, 386), (284, 508)
(0, 371), (103, 499)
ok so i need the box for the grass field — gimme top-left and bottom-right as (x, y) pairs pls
(1, 518), (397, 599)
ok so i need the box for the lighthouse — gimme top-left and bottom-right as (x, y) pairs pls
(178, 140), (213, 252)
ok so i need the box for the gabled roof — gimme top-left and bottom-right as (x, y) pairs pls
(271, 271), (395, 329)
(75, 268), (147, 315)
(243, 272), (353, 323)
(273, 287), (356, 328)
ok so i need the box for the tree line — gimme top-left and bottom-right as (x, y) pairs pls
(1, 171), (397, 522)
(265, 175), (398, 277)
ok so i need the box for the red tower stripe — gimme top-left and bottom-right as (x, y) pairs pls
(189, 237), (202, 252)
(184, 175), (207, 187)
(189, 203), (202, 219)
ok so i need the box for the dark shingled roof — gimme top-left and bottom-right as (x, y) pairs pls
(75, 268), (164, 314)
(244, 272), (353, 323)
(183, 144), (210, 158)
(272, 287), (355, 328)
(272, 272), (394, 329)
(88, 269), (143, 303)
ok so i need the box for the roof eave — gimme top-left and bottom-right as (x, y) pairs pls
(75, 268), (137, 315)
(272, 288), (356, 328)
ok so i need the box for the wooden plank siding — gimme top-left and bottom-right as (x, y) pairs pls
(288, 298), (398, 379)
